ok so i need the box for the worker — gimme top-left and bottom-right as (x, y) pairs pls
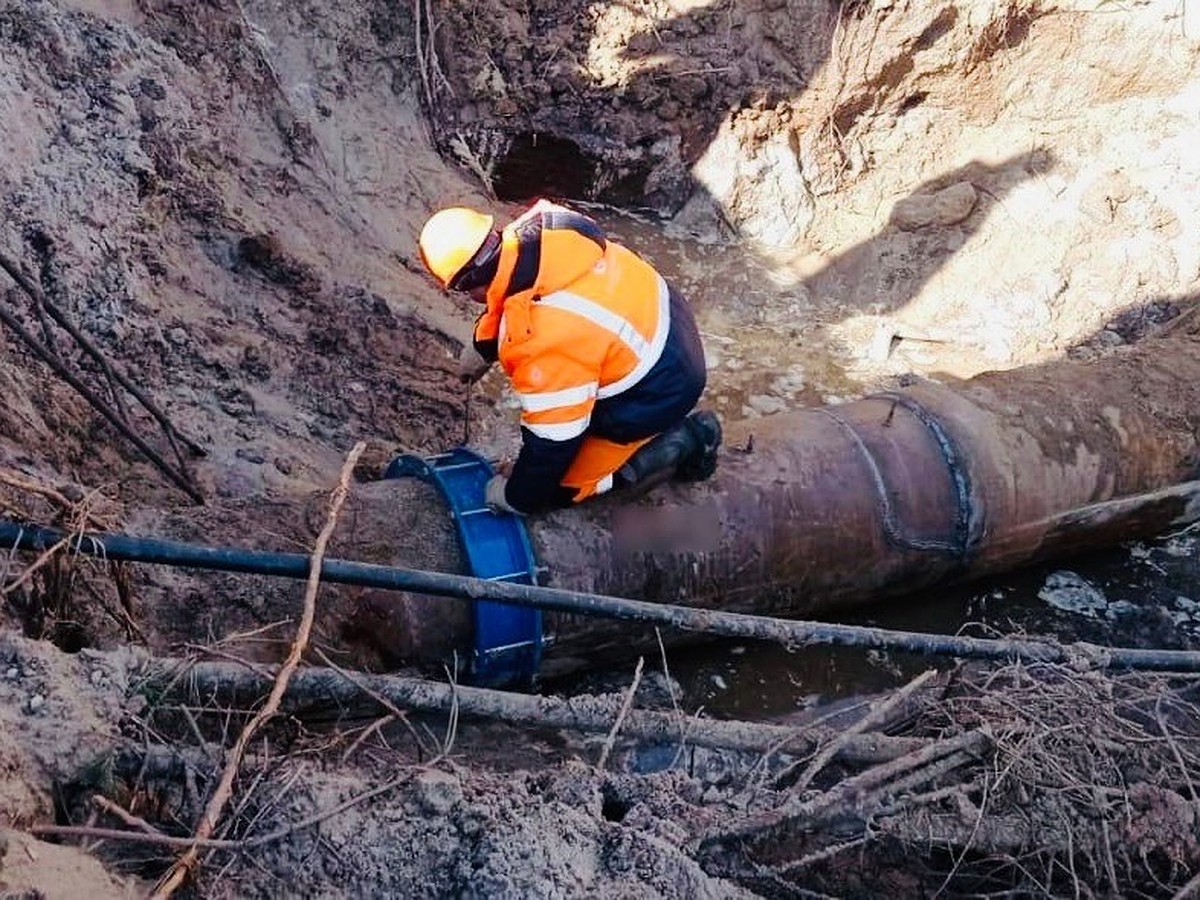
(418, 200), (721, 515)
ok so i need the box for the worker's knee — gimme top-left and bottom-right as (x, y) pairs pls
(561, 434), (652, 502)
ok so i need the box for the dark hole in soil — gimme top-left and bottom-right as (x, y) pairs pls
(51, 621), (87, 653)
(53, 764), (179, 879)
(8, 591), (88, 654)
(913, 6), (958, 51)
(491, 133), (650, 208)
(492, 133), (596, 203)
(898, 91), (928, 114)
(600, 784), (631, 822)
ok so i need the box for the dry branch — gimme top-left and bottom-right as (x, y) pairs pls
(598, 656), (644, 771)
(0, 298), (203, 502)
(157, 658), (929, 764)
(33, 768), (418, 852)
(151, 442), (364, 898)
(0, 249), (205, 463)
(0, 470), (75, 509)
(1, 534), (70, 597)
(700, 728), (993, 853)
(312, 645), (429, 756)
(779, 668), (937, 791)
(92, 794), (165, 837)
(1, 471), (138, 644)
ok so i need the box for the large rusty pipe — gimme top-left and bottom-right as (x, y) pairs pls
(337, 320), (1200, 675)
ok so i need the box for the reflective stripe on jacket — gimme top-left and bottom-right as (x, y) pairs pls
(473, 200), (706, 512)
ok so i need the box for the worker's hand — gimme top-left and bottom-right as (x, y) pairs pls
(485, 474), (521, 515)
(457, 344), (492, 384)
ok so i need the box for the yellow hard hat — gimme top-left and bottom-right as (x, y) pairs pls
(418, 207), (496, 288)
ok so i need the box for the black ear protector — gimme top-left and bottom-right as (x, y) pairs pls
(448, 229), (502, 292)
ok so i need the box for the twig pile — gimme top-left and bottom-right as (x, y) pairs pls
(25, 648), (1200, 895)
(700, 661), (1200, 896)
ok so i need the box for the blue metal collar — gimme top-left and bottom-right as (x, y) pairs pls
(384, 447), (544, 687)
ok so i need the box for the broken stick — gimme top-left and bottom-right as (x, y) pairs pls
(150, 442), (364, 898)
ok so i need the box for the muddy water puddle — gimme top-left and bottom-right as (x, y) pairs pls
(568, 206), (1200, 723)
(661, 527), (1200, 722)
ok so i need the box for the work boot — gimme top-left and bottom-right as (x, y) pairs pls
(674, 410), (722, 482)
(617, 410), (722, 487)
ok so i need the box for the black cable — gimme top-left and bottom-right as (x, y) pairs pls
(3, 518), (1198, 672)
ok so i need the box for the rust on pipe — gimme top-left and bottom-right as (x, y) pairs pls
(331, 320), (1200, 675)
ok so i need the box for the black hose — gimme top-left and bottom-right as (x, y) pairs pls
(3, 518), (1199, 671)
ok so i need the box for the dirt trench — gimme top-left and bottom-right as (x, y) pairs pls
(3, 0), (1200, 896)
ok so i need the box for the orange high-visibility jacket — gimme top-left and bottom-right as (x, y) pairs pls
(473, 200), (707, 512)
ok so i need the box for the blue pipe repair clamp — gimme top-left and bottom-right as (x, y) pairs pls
(383, 447), (544, 688)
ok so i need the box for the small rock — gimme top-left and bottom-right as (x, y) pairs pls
(139, 77), (166, 100)
(4, 666), (18, 680)
(57, 483), (86, 502)
(670, 75), (709, 105)
(656, 99), (680, 121)
(106, 90), (138, 120)
(493, 97), (519, 117)
(90, 669), (105, 686)
(27, 693), (45, 713)
(891, 181), (978, 230)
(63, 123), (88, 146)
(746, 394), (787, 415)
(413, 769), (462, 815)
(627, 32), (656, 54)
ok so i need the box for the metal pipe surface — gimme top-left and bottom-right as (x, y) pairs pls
(522, 323), (1200, 671)
(6, 321), (1200, 676)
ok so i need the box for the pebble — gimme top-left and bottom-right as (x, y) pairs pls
(27, 693), (45, 713)
(4, 667), (18, 680)
(746, 394), (787, 415)
(413, 770), (462, 815)
(891, 181), (978, 230)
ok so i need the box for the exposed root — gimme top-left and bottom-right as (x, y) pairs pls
(597, 655), (645, 771)
(1, 467), (130, 647)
